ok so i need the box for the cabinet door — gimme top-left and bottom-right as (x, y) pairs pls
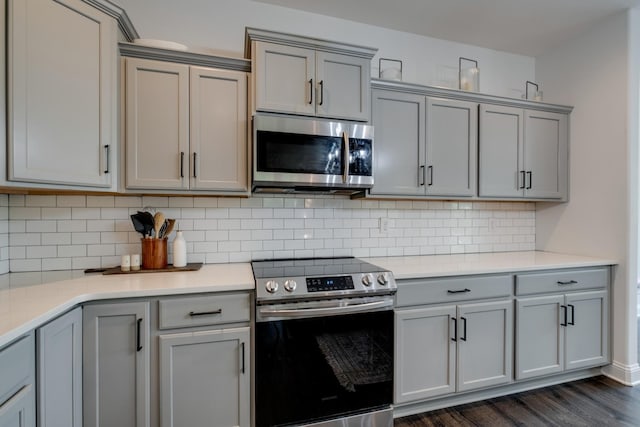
(126, 58), (189, 190)
(457, 300), (513, 392)
(479, 104), (524, 198)
(190, 67), (248, 192)
(515, 295), (564, 380)
(0, 385), (35, 427)
(315, 52), (370, 121)
(253, 42), (315, 116)
(8, 0), (116, 188)
(394, 306), (456, 403)
(426, 98), (478, 197)
(159, 327), (250, 427)
(524, 110), (568, 199)
(37, 307), (82, 427)
(370, 90), (425, 196)
(83, 302), (150, 427)
(565, 291), (609, 370)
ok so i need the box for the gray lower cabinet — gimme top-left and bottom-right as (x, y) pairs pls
(371, 89), (477, 197)
(36, 307), (82, 427)
(395, 298), (512, 403)
(158, 327), (250, 427)
(515, 268), (609, 380)
(83, 302), (150, 427)
(0, 333), (35, 427)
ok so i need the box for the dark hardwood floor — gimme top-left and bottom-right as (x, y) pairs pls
(394, 376), (640, 426)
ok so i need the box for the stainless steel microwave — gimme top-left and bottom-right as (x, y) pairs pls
(252, 114), (374, 193)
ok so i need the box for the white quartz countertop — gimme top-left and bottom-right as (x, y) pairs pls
(0, 263), (254, 347)
(0, 251), (617, 349)
(365, 251), (617, 280)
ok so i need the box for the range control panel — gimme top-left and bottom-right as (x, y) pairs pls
(306, 276), (355, 292)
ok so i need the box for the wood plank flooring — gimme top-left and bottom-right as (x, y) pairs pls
(394, 376), (640, 426)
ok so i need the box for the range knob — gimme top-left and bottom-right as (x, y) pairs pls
(362, 274), (373, 286)
(377, 273), (389, 286)
(284, 280), (297, 292)
(265, 280), (279, 293)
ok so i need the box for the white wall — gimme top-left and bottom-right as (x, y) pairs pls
(535, 10), (640, 384)
(115, 0), (535, 98)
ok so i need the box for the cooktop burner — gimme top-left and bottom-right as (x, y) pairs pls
(251, 257), (396, 302)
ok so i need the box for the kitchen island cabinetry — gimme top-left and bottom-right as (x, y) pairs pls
(247, 28), (377, 122)
(156, 292), (251, 427)
(7, 0), (119, 190)
(0, 333), (35, 427)
(371, 89), (477, 197)
(395, 275), (512, 403)
(515, 268), (609, 380)
(124, 56), (248, 194)
(83, 301), (150, 427)
(479, 105), (568, 200)
(36, 307), (82, 427)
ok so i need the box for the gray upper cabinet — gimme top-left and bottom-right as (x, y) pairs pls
(36, 307), (82, 427)
(371, 89), (477, 197)
(7, 0), (117, 189)
(125, 57), (248, 193)
(83, 302), (150, 427)
(159, 327), (250, 427)
(479, 104), (568, 200)
(247, 29), (377, 122)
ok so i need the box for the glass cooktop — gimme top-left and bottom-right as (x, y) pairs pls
(251, 257), (387, 279)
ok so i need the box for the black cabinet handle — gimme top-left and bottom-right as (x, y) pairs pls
(427, 165), (433, 186)
(180, 152), (185, 178)
(557, 280), (578, 285)
(447, 288), (471, 294)
(308, 79), (313, 104)
(526, 171), (532, 189)
(104, 145), (110, 174)
(419, 165), (425, 186)
(560, 305), (567, 327)
(461, 317), (467, 341)
(451, 317), (457, 342)
(519, 171), (526, 189)
(193, 152), (197, 178)
(568, 304), (575, 325)
(136, 318), (143, 352)
(319, 80), (324, 105)
(241, 342), (246, 374)
(188, 309), (222, 317)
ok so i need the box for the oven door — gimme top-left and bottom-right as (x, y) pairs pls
(255, 298), (393, 427)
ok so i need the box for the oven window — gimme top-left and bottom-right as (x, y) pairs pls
(256, 130), (343, 175)
(255, 310), (393, 427)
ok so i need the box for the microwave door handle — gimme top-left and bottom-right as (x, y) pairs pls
(342, 132), (349, 184)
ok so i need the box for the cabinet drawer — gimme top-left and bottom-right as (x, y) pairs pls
(396, 274), (512, 307)
(0, 333), (34, 405)
(158, 293), (250, 329)
(516, 268), (609, 296)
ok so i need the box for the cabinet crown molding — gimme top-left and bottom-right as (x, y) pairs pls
(245, 27), (378, 59)
(372, 79), (573, 114)
(81, 0), (139, 41)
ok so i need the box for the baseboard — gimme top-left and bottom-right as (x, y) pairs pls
(601, 361), (640, 386)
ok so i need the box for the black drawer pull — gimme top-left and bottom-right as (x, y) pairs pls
(557, 280), (578, 285)
(447, 288), (471, 294)
(189, 309), (222, 317)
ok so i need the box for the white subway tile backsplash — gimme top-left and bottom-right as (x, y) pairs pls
(1, 194), (536, 272)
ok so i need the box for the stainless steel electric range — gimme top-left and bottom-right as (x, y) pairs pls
(252, 257), (397, 427)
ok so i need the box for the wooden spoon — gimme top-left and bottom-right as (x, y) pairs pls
(153, 212), (165, 239)
(164, 219), (176, 238)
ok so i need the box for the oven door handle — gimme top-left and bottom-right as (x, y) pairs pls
(259, 299), (393, 318)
